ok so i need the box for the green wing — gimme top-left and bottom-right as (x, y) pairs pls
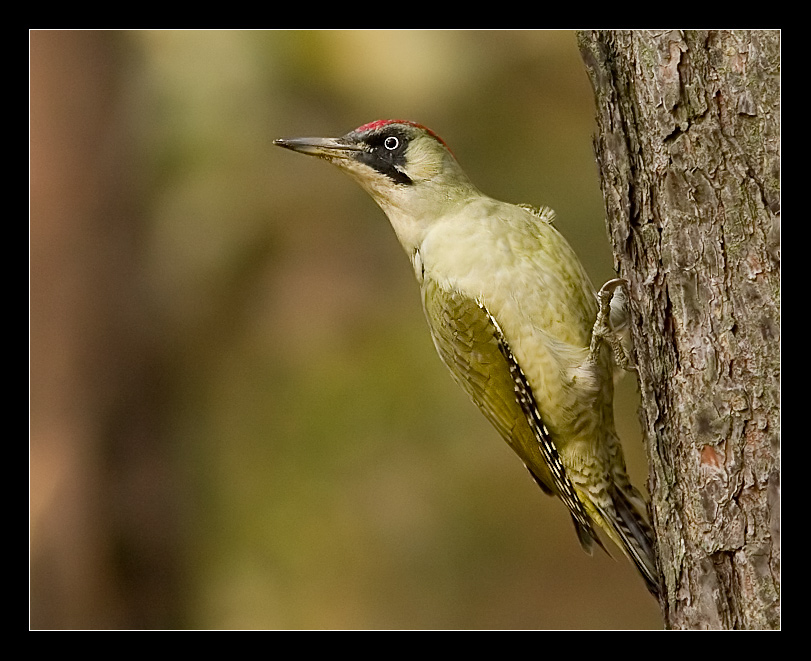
(421, 276), (600, 549)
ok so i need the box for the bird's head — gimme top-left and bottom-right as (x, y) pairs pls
(275, 120), (478, 225)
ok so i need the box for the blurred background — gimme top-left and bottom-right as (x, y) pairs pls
(30, 29), (661, 629)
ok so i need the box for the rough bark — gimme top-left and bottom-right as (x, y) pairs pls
(577, 30), (780, 629)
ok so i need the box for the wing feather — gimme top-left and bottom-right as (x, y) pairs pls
(421, 276), (601, 549)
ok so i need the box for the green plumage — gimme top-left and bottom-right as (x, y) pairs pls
(422, 279), (603, 547)
(276, 119), (661, 598)
(421, 278), (567, 494)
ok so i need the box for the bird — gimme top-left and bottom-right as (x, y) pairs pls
(275, 119), (661, 597)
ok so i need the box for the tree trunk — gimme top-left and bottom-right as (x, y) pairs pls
(577, 30), (780, 630)
(30, 31), (182, 629)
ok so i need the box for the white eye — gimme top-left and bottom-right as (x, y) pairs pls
(384, 136), (399, 150)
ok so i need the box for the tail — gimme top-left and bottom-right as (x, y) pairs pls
(602, 485), (662, 598)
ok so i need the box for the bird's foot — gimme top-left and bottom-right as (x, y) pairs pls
(589, 278), (636, 371)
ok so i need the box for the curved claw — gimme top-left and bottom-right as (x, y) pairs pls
(598, 277), (627, 295)
(590, 278), (636, 371)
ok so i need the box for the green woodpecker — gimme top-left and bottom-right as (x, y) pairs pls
(275, 119), (661, 597)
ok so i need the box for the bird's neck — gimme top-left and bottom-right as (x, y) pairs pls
(375, 178), (484, 257)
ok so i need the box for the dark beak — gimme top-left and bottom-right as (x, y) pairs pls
(274, 136), (364, 158)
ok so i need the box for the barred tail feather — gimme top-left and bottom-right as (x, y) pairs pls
(571, 513), (609, 557)
(606, 487), (662, 598)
